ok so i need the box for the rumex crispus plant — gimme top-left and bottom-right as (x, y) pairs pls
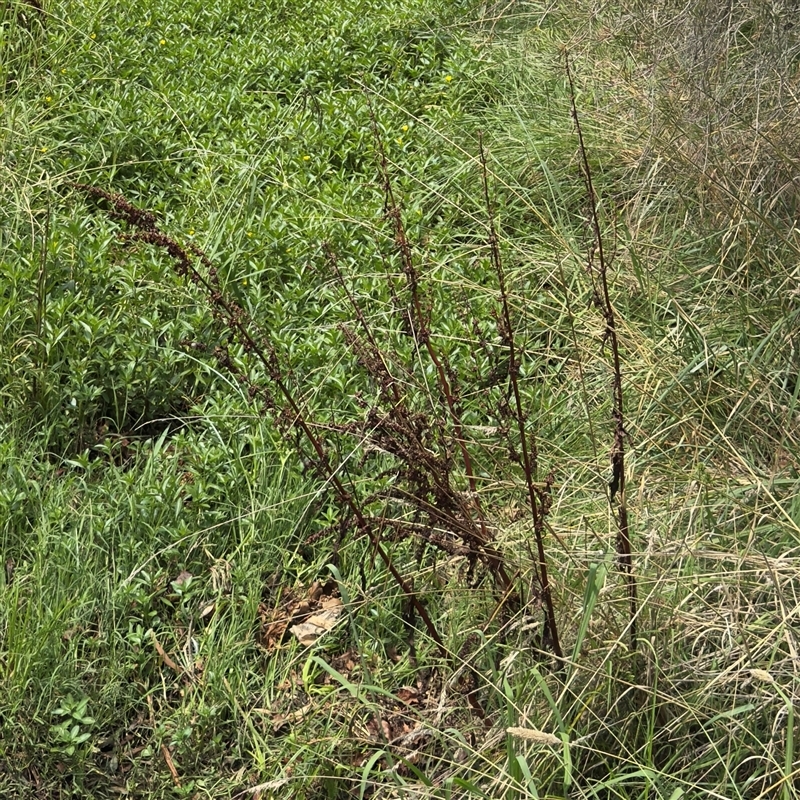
(70, 109), (579, 674)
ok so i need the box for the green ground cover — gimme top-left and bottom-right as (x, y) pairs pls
(2, 0), (800, 797)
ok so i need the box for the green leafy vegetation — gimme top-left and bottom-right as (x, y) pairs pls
(2, 0), (799, 797)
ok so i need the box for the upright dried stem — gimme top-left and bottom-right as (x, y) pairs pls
(478, 137), (562, 659)
(565, 56), (638, 650)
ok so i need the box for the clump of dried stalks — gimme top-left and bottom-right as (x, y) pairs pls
(71, 86), (642, 683)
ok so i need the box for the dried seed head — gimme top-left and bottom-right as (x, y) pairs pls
(506, 727), (561, 746)
(750, 668), (775, 684)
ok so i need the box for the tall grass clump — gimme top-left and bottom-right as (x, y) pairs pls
(447, 1), (800, 796)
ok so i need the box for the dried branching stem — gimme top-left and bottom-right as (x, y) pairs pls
(478, 136), (563, 659)
(365, 98), (514, 593)
(480, 137), (563, 658)
(71, 182), (449, 659)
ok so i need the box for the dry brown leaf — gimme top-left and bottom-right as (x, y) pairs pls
(258, 584), (342, 651)
(308, 581), (323, 602)
(267, 702), (314, 733)
(199, 602), (215, 619)
(366, 717), (392, 741)
(395, 686), (421, 704)
(150, 630), (181, 673)
(290, 603), (343, 646)
(257, 595), (295, 651)
(172, 570), (192, 587)
(161, 744), (181, 786)
(331, 650), (358, 674)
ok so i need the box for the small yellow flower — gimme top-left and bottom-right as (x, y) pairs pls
(160, 38), (166, 45)
(45, 96), (52, 102)
(246, 231), (253, 238)
(395, 137), (403, 145)
(90, 33), (96, 39)
(188, 229), (195, 236)
(41, 146), (48, 153)
(402, 124), (409, 132)
(444, 74), (453, 83)
(302, 155), (310, 161)
(61, 68), (67, 74)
